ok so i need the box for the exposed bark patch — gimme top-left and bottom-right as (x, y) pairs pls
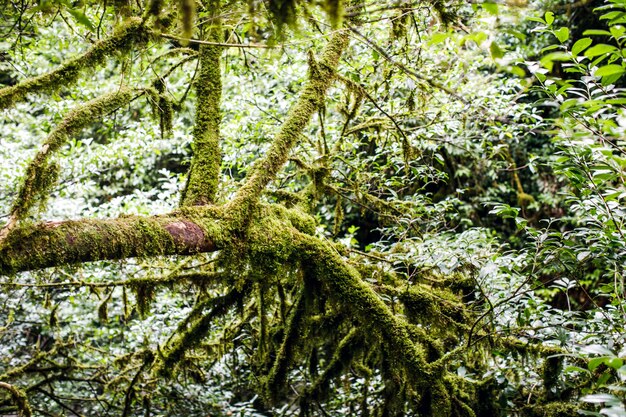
(165, 220), (215, 252)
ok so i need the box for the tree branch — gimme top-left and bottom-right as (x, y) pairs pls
(0, 208), (223, 275)
(224, 28), (351, 222)
(0, 17), (151, 110)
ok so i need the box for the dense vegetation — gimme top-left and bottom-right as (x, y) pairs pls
(0, 0), (625, 415)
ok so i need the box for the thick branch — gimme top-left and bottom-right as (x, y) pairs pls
(0, 18), (150, 110)
(0, 209), (224, 275)
(180, 3), (223, 206)
(225, 29), (351, 220)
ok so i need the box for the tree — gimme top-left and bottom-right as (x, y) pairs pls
(1, 0), (621, 416)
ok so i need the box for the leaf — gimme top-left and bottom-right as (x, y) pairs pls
(482, 2), (498, 15)
(564, 365), (591, 374)
(583, 29), (613, 36)
(540, 51), (571, 70)
(490, 41), (505, 59)
(595, 64), (625, 76)
(545, 11), (555, 26)
(67, 8), (95, 31)
(606, 357), (623, 370)
(584, 44), (618, 58)
(581, 393), (622, 404)
(572, 38), (593, 56)
(555, 27), (570, 43)
(582, 345), (616, 356)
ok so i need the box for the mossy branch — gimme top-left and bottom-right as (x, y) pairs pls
(0, 18), (151, 110)
(294, 232), (432, 384)
(180, 2), (223, 207)
(0, 209), (224, 275)
(0, 382), (32, 417)
(0, 88), (137, 242)
(264, 287), (307, 400)
(225, 28), (351, 222)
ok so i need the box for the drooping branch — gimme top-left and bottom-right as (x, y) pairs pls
(152, 281), (251, 377)
(180, 1), (223, 206)
(0, 17), (152, 110)
(0, 88), (137, 242)
(225, 28), (351, 221)
(294, 232), (432, 383)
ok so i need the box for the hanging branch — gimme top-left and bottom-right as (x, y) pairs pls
(0, 18), (152, 110)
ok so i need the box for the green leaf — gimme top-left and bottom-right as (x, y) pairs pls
(584, 44), (618, 58)
(606, 357), (623, 370)
(555, 27), (569, 43)
(482, 3), (498, 15)
(540, 51), (571, 70)
(572, 38), (593, 56)
(564, 365), (591, 374)
(545, 11), (555, 26)
(588, 357), (608, 371)
(583, 29), (613, 36)
(599, 10), (624, 21)
(490, 41), (505, 59)
(595, 64), (625, 76)
(67, 8), (95, 31)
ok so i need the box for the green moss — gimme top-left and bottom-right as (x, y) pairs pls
(521, 402), (578, 417)
(180, 3), (222, 207)
(0, 18), (151, 110)
(542, 356), (563, 401)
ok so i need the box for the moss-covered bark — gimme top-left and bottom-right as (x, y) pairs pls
(180, 1), (223, 206)
(225, 28), (351, 222)
(0, 209), (224, 275)
(0, 18), (151, 110)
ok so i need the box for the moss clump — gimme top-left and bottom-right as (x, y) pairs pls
(0, 18), (151, 110)
(521, 402), (578, 417)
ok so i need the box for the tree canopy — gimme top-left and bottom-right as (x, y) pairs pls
(0, 0), (625, 416)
